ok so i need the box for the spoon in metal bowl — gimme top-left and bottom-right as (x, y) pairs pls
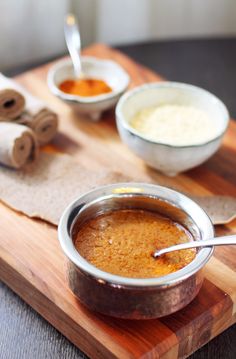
(64, 13), (82, 78)
(153, 234), (236, 258)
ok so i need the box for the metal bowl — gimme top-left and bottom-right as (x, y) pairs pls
(58, 183), (214, 319)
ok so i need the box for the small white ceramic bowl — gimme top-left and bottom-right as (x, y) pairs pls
(48, 56), (130, 120)
(116, 82), (229, 176)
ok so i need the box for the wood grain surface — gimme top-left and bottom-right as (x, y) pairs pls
(0, 43), (236, 359)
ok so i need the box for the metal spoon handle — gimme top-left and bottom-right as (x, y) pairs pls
(153, 235), (236, 258)
(64, 13), (82, 78)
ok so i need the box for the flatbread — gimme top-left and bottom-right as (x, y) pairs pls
(191, 195), (236, 225)
(0, 152), (235, 226)
(0, 152), (128, 225)
(0, 73), (58, 145)
(0, 122), (38, 168)
(0, 88), (25, 119)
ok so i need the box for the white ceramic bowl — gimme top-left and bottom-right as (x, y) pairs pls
(116, 82), (229, 176)
(48, 56), (130, 120)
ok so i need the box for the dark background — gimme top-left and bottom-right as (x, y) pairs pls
(118, 38), (236, 119)
(1, 38), (236, 359)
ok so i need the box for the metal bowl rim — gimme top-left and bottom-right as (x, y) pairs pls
(58, 183), (214, 288)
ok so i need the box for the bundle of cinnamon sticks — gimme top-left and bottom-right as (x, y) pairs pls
(0, 74), (58, 169)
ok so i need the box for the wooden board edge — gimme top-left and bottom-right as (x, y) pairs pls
(0, 257), (134, 359)
(2, 255), (236, 359)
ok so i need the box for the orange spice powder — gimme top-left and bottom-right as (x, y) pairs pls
(59, 78), (112, 97)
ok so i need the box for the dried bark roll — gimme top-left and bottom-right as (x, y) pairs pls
(0, 122), (38, 169)
(0, 89), (25, 119)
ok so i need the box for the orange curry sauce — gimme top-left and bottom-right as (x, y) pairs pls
(59, 78), (112, 97)
(74, 209), (196, 278)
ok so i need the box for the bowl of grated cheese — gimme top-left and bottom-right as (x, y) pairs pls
(116, 82), (229, 176)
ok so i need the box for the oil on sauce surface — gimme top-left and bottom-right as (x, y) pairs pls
(74, 209), (196, 278)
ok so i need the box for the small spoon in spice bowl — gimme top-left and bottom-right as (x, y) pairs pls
(48, 14), (130, 120)
(64, 13), (82, 79)
(153, 234), (236, 258)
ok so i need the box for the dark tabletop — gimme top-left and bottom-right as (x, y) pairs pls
(1, 38), (236, 359)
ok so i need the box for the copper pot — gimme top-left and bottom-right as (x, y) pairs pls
(58, 183), (214, 319)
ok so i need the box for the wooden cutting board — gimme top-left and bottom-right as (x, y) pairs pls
(1, 44), (236, 359)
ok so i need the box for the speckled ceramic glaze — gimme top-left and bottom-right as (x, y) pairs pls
(48, 56), (130, 120)
(116, 82), (229, 175)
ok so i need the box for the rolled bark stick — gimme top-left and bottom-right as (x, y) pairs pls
(0, 122), (38, 169)
(0, 73), (58, 145)
(0, 89), (25, 119)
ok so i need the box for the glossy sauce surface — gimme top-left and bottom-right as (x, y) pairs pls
(74, 209), (196, 278)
